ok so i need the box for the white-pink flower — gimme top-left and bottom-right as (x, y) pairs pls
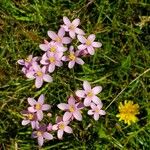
(61, 16), (85, 39)
(77, 34), (102, 55)
(62, 46), (84, 69)
(39, 41), (67, 53)
(26, 63), (53, 88)
(52, 117), (73, 139)
(88, 103), (106, 120)
(48, 28), (71, 45)
(76, 81), (102, 106)
(57, 96), (84, 121)
(27, 94), (51, 121)
(40, 52), (63, 73)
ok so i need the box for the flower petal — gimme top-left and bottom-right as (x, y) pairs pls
(63, 112), (72, 121)
(28, 98), (36, 106)
(68, 61), (75, 69)
(77, 35), (86, 43)
(69, 31), (76, 39)
(92, 86), (102, 95)
(87, 110), (94, 115)
(58, 28), (65, 37)
(83, 81), (91, 91)
(52, 124), (58, 130)
(94, 113), (99, 121)
(92, 96), (101, 105)
(64, 126), (73, 133)
(63, 16), (71, 25)
(22, 120), (30, 125)
(31, 121), (36, 129)
(62, 37), (71, 44)
(38, 136), (44, 147)
(73, 111), (82, 121)
(43, 132), (53, 140)
(35, 77), (43, 88)
(68, 96), (76, 105)
(28, 106), (36, 112)
(42, 104), (51, 111)
(76, 58), (84, 65)
(37, 110), (43, 121)
(99, 110), (106, 115)
(39, 44), (50, 51)
(84, 97), (91, 106)
(57, 103), (69, 110)
(75, 90), (85, 98)
(57, 130), (64, 139)
(87, 46), (95, 55)
(92, 42), (102, 48)
(77, 44), (87, 50)
(43, 74), (53, 82)
(47, 31), (57, 40)
(88, 34), (95, 42)
(38, 94), (44, 104)
(26, 71), (35, 79)
(72, 18), (80, 27)
(75, 28), (85, 35)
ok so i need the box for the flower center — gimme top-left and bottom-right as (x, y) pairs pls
(28, 113), (34, 120)
(69, 105), (75, 112)
(86, 40), (91, 46)
(59, 123), (65, 130)
(37, 131), (42, 137)
(87, 91), (93, 97)
(95, 108), (99, 113)
(69, 24), (75, 30)
(50, 46), (56, 52)
(35, 103), (41, 110)
(25, 57), (31, 62)
(49, 57), (55, 63)
(36, 71), (43, 77)
(69, 53), (76, 61)
(56, 37), (61, 42)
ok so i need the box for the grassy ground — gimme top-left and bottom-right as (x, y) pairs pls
(0, 0), (150, 149)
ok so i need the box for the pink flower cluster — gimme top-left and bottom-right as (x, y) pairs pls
(19, 17), (104, 147)
(18, 17), (102, 88)
(21, 81), (105, 146)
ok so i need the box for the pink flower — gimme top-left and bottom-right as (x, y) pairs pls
(18, 55), (38, 74)
(57, 96), (84, 121)
(77, 34), (102, 55)
(52, 117), (73, 139)
(76, 81), (102, 106)
(47, 123), (53, 131)
(88, 103), (106, 120)
(39, 41), (67, 53)
(21, 110), (39, 129)
(27, 94), (51, 121)
(40, 52), (63, 73)
(61, 16), (85, 39)
(26, 63), (53, 88)
(48, 28), (71, 45)
(32, 125), (53, 147)
(62, 46), (84, 69)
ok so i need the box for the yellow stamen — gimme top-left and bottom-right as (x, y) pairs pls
(87, 91), (93, 97)
(28, 114), (34, 120)
(95, 108), (99, 113)
(37, 131), (42, 137)
(69, 53), (76, 61)
(69, 105), (75, 112)
(50, 46), (56, 52)
(86, 40), (91, 46)
(35, 103), (41, 110)
(69, 24), (75, 30)
(49, 57), (55, 63)
(59, 123), (65, 130)
(37, 71), (43, 77)
(56, 37), (61, 42)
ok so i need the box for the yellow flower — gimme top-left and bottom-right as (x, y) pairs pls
(116, 101), (140, 126)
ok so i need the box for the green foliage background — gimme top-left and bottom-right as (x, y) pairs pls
(0, 0), (150, 149)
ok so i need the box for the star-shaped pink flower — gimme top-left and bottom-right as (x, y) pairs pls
(48, 28), (71, 45)
(77, 34), (102, 55)
(61, 16), (85, 39)
(76, 81), (102, 106)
